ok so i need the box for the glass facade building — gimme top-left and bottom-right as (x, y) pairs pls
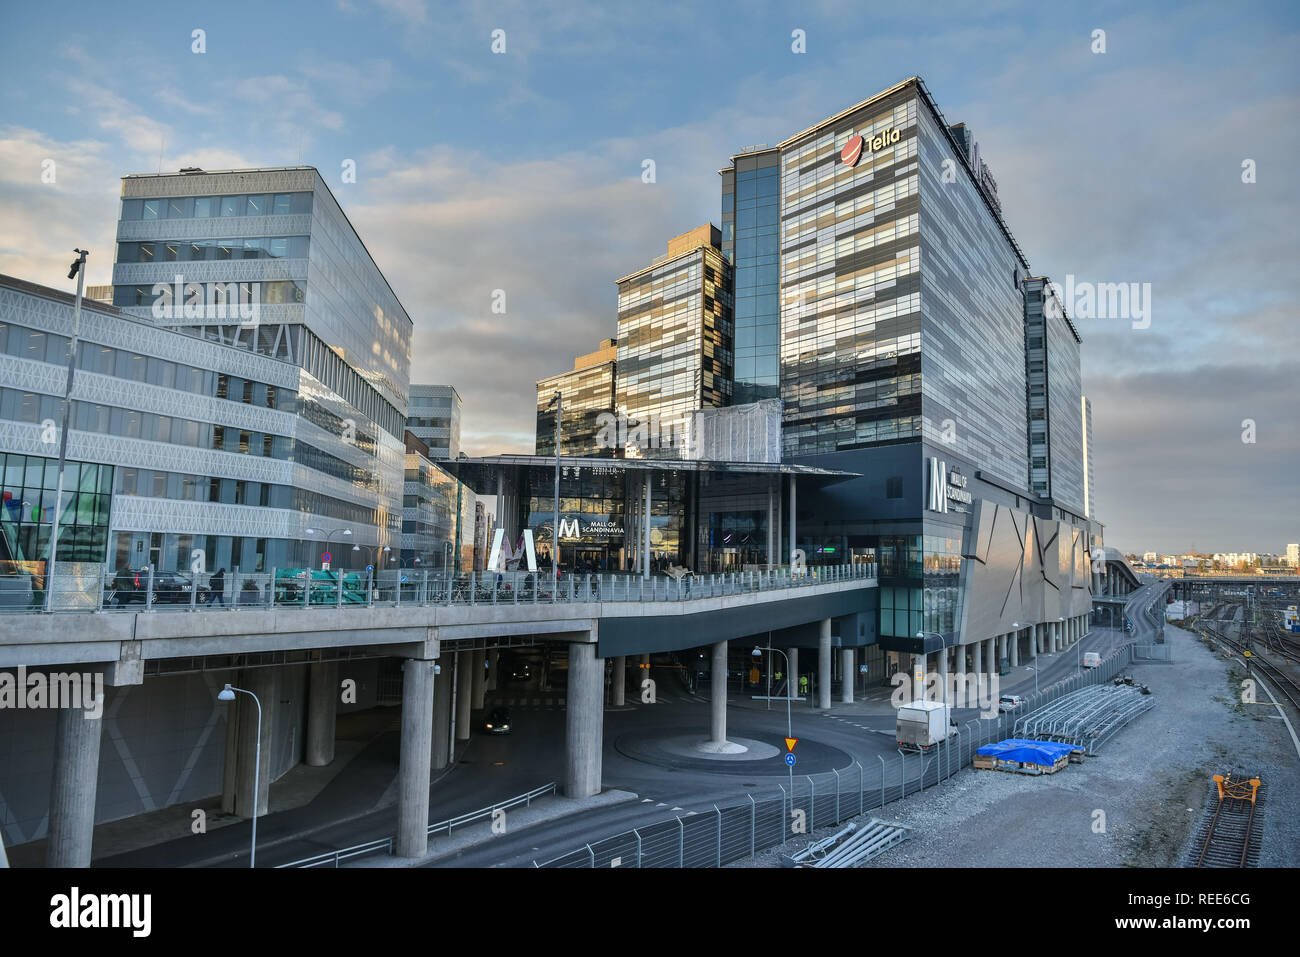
(615, 225), (733, 458)
(401, 433), (474, 572)
(723, 77), (1096, 656)
(407, 384), (461, 460)
(720, 149), (782, 405)
(109, 167), (412, 557)
(536, 348), (617, 458)
(1023, 277), (1085, 512)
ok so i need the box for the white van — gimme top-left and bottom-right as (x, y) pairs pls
(1082, 652), (1102, 669)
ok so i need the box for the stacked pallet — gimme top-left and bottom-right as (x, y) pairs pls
(974, 739), (1082, 775)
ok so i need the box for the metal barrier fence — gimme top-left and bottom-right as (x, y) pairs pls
(536, 642), (1140, 868)
(277, 782), (557, 868)
(8, 561), (877, 613)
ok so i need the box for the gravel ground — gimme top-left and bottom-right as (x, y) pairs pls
(726, 623), (1299, 868)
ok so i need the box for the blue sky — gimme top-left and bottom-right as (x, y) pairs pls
(1, 0), (1297, 553)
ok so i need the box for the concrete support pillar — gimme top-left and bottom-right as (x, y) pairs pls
(710, 640), (728, 744)
(305, 660), (338, 767)
(1010, 630), (1020, 668)
(788, 477), (798, 564)
(46, 697), (105, 867)
(432, 657), (453, 769)
(565, 642), (603, 797)
(767, 480), (775, 567)
(973, 638), (983, 676)
(222, 666), (278, 820)
(471, 649), (487, 710)
(818, 618), (832, 710)
(1027, 626), (1036, 660)
(455, 651), (473, 741)
(841, 648), (855, 703)
(984, 637), (996, 674)
(787, 647), (799, 697)
(612, 655), (626, 707)
(487, 650), (499, 691)
(395, 658), (435, 858)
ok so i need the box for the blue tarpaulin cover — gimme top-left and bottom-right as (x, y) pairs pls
(976, 738), (1077, 766)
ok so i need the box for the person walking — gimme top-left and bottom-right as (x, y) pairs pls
(208, 567), (226, 605)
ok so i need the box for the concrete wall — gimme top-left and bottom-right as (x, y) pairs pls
(0, 665), (310, 850)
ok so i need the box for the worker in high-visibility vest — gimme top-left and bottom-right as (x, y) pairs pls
(799, 673), (809, 696)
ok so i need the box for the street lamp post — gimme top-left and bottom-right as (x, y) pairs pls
(753, 645), (794, 801)
(353, 544), (391, 598)
(44, 249), (89, 612)
(917, 632), (950, 714)
(305, 527), (353, 567)
(217, 683), (261, 868)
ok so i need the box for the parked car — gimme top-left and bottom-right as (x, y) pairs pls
(107, 568), (207, 606)
(997, 694), (1025, 713)
(485, 707), (512, 734)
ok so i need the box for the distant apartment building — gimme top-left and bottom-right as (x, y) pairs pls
(535, 337), (617, 457)
(407, 384), (461, 460)
(1287, 543), (1299, 567)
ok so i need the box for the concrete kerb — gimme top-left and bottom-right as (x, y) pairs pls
(357, 789), (641, 867)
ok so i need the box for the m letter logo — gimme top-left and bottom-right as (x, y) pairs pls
(927, 457), (948, 513)
(558, 518), (580, 540)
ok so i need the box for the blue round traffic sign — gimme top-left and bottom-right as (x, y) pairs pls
(784, 753), (796, 767)
(321, 552), (332, 563)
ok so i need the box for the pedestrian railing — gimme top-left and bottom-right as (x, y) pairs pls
(13, 561), (877, 614)
(276, 782), (558, 868)
(535, 641), (1142, 868)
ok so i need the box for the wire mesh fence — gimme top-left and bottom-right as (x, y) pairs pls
(536, 641), (1141, 868)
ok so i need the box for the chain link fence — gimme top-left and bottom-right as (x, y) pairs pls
(537, 641), (1141, 868)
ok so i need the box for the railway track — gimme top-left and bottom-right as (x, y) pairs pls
(1201, 624), (1300, 715)
(1190, 775), (1263, 868)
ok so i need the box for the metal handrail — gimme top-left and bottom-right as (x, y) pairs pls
(14, 562), (878, 615)
(276, 781), (557, 868)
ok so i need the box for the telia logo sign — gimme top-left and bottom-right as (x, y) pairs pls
(841, 135), (865, 167)
(842, 128), (902, 167)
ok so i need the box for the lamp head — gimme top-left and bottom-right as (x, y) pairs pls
(217, 684), (236, 702)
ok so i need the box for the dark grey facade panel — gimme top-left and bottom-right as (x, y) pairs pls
(595, 588), (877, 658)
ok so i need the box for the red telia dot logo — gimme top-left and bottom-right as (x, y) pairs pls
(841, 135), (865, 167)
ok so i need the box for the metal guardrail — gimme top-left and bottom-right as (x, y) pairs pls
(276, 782), (558, 868)
(535, 642), (1141, 868)
(427, 782), (556, 839)
(2, 562), (878, 614)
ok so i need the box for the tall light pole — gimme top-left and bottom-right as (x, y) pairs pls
(217, 683), (261, 868)
(547, 390), (562, 579)
(305, 527), (352, 567)
(44, 249), (88, 612)
(917, 632), (949, 713)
